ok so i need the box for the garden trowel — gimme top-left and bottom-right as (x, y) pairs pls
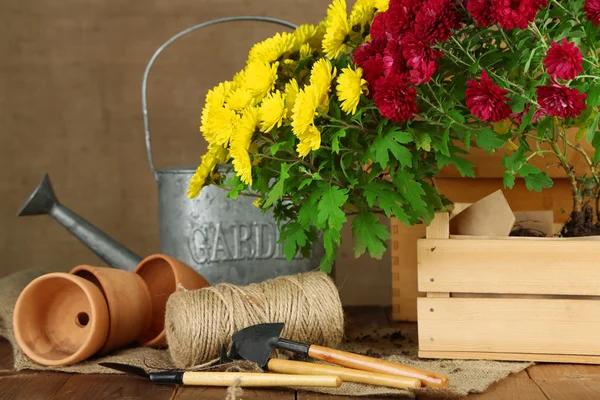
(229, 323), (449, 388)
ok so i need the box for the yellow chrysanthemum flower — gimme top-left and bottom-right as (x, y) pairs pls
(233, 70), (246, 88)
(200, 81), (233, 144)
(259, 90), (285, 133)
(299, 43), (312, 59)
(291, 85), (319, 137)
(349, 3), (376, 28)
(226, 87), (254, 111)
(211, 106), (239, 146)
(244, 61), (279, 101)
(310, 59), (335, 111)
(292, 24), (316, 51)
(374, 0), (390, 12)
(284, 79), (299, 119)
(310, 20), (328, 50)
(230, 107), (259, 185)
(187, 145), (226, 198)
(247, 33), (296, 64)
(336, 67), (367, 115)
(296, 125), (322, 157)
(322, 0), (350, 59)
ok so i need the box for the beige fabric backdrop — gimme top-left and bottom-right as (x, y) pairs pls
(0, 0), (396, 305)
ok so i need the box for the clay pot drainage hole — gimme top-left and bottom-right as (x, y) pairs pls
(76, 312), (90, 328)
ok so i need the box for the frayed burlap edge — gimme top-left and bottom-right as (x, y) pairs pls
(0, 269), (532, 398)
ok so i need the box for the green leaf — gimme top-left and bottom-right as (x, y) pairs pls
(437, 154), (476, 178)
(518, 106), (536, 133)
(536, 116), (552, 139)
(447, 109), (466, 124)
(270, 142), (282, 156)
(280, 222), (308, 262)
(331, 128), (347, 154)
(320, 227), (341, 273)
(372, 129), (412, 169)
(517, 164), (541, 177)
(503, 171), (516, 189)
(394, 170), (427, 211)
(523, 172), (553, 192)
(586, 82), (600, 108)
(587, 110), (600, 142)
(298, 178), (313, 190)
(298, 193), (319, 228)
(363, 182), (410, 224)
(414, 132), (432, 151)
(316, 186), (348, 230)
(263, 163), (290, 208)
(352, 212), (390, 259)
(475, 127), (505, 152)
(523, 47), (537, 73)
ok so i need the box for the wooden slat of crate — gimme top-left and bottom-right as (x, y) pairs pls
(418, 238), (600, 296)
(418, 297), (600, 357)
(418, 350), (600, 365)
(391, 218), (425, 321)
(391, 178), (574, 321)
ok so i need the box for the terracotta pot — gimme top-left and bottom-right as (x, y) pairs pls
(70, 265), (152, 354)
(134, 254), (209, 347)
(13, 272), (110, 366)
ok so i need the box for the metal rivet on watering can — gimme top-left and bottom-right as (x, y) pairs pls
(141, 17), (325, 285)
(17, 174), (142, 271)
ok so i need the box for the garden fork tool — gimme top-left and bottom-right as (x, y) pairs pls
(229, 323), (449, 388)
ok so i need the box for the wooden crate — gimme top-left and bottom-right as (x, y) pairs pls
(416, 213), (600, 364)
(391, 178), (574, 322)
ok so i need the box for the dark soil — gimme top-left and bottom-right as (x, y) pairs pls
(509, 226), (546, 237)
(560, 205), (600, 237)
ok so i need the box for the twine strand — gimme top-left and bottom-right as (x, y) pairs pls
(165, 272), (344, 368)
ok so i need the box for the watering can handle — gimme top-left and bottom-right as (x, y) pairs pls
(142, 16), (299, 181)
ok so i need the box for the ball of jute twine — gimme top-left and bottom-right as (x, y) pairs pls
(165, 271), (345, 368)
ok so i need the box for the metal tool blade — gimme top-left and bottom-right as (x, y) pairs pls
(99, 362), (150, 378)
(231, 323), (285, 368)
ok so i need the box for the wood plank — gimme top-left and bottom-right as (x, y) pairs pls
(390, 220), (425, 322)
(468, 371), (548, 400)
(528, 364), (600, 400)
(176, 387), (294, 400)
(418, 238), (600, 295)
(435, 178), (573, 223)
(426, 213), (450, 239)
(297, 392), (391, 399)
(50, 374), (175, 400)
(0, 339), (14, 371)
(418, 298), (600, 358)
(419, 351), (600, 364)
(0, 371), (71, 400)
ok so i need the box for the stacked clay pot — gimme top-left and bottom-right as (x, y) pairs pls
(13, 254), (209, 366)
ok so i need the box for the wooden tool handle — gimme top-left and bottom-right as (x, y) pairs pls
(308, 345), (449, 388)
(268, 358), (421, 389)
(181, 371), (342, 388)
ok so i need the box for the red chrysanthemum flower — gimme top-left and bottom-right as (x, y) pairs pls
(362, 54), (386, 86)
(511, 105), (546, 124)
(353, 37), (387, 66)
(467, 0), (493, 27)
(401, 33), (443, 84)
(543, 39), (584, 80)
(385, 0), (424, 39)
(585, 0), (600, 26)
(383, 40), (410, 79)
(536, 84), (587, 119)
(370, 12), (394, 42)
(409, 62), (438, 85)
(490, 0), (545, 30)
(413, 0), (462, 43)
(373, 74), (419, 122)
(465, 71), (512, 122)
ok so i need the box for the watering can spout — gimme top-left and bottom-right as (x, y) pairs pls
(17, 174), (57, 216)
(18, 174), (143, 271)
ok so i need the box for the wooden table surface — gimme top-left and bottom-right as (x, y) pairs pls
(2, 307), (600, 400)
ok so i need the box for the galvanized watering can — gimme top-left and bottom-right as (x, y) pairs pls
(19, 16), (324, 285)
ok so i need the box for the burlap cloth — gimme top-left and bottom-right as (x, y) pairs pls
(0, 269), (532, 398)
